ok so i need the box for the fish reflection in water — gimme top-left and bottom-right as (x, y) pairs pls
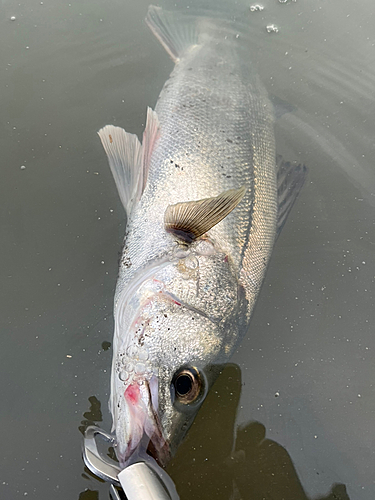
(79, 364), (350, 500)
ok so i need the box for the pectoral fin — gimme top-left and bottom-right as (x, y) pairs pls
(165, 186), (246, 243)
(276, 155), (307, 235)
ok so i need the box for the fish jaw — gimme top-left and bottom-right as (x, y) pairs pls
(115, 377), (171, 468)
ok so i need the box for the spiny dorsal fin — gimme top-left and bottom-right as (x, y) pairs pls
(98, 107), (160, 215)
(165, 186), (246, 243)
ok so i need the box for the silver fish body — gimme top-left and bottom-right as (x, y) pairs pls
(98, 7), (302, 468)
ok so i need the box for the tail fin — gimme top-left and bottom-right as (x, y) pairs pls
(145, 5), (200, 63)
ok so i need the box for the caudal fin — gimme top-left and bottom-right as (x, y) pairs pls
(145, 5), (200, 63)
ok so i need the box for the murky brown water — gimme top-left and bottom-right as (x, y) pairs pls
(1, 0), (375, 498)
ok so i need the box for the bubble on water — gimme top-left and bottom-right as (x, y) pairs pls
(266, 24), (279, 33)
(249, 4), (264, 12)
(20, 165), (26, 170)
(173, 247), (189, 259)
(119, 370), (129, 381)
(10, 16), (16, 21)
(194, 239), (215, 256)
(126, 344), (138, 358)
(135, 363), (145, 374)
(138, 350), (149, 361)
(144, 364), (152, 374)
(185, 255), (199, 270)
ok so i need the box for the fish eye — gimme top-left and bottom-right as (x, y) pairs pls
(172, 366), (202, 404)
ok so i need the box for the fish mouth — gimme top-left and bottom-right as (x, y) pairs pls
(116, 377), (171, 468)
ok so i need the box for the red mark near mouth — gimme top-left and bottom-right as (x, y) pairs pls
(124, 383), (140, 405)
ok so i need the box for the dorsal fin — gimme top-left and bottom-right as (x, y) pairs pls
(165, 186), (246, 243)
(98, 107), (160, 215)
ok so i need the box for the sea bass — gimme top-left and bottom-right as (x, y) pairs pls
(98, 6), (305, 467)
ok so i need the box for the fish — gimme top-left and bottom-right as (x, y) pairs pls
(97, 5), (306, 468)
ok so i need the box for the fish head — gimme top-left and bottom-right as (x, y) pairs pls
(112, 305), (227, 467)
(112, 244), (242, 467)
